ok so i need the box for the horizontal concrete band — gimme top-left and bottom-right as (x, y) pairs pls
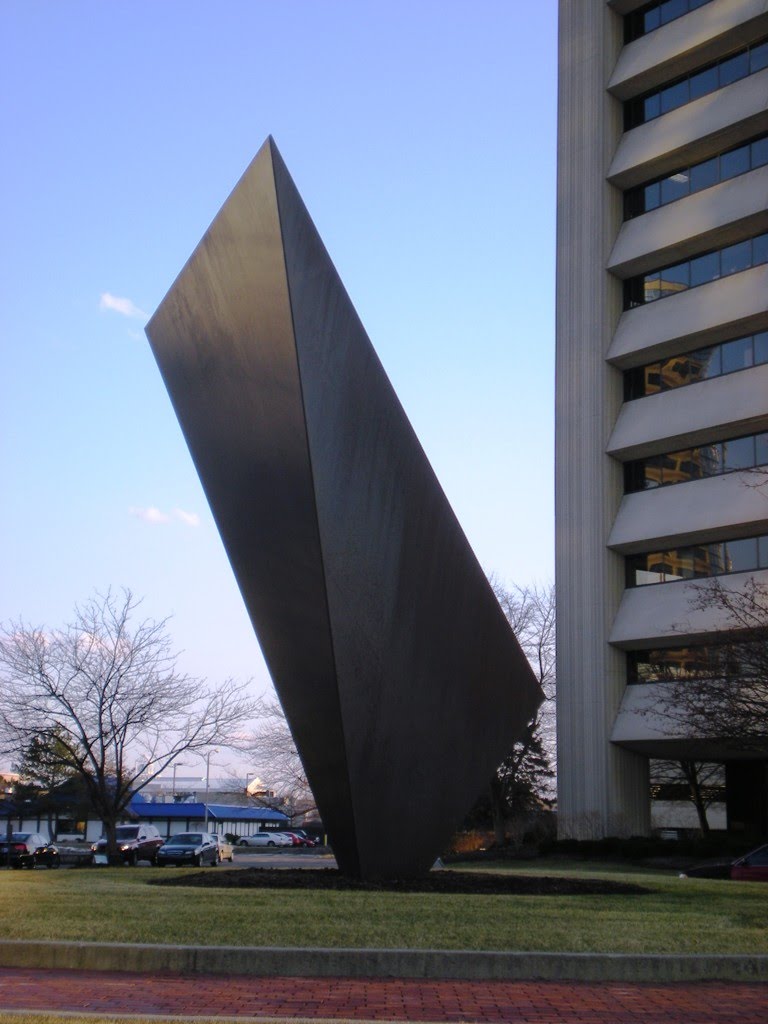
(0, 941), (766, 983)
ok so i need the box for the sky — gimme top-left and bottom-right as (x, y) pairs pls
(0, 2), (558, 754)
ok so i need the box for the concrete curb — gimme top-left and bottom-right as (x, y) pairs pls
(0, 941), (767, 983)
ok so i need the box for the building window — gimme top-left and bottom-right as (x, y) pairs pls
(625, 0), (715, 44)
(624, 38), (768, 130)
(623, 232), (768, 309)
(624, 133), (768, 219)
(626, 533), (768, 587)
(624, 431), (768, 493)
(624, 331), (768, 400)
(627, 644), (754, 684)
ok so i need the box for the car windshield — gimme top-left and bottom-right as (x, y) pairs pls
(115, 827), (139, 840)
(168, 834), (202, 845)
(11, 833), (32, 841)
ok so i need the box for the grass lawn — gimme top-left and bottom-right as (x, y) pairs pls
(0, 861), (766, 954)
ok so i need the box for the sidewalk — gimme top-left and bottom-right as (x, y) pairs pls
(1, 967), (767, 1023)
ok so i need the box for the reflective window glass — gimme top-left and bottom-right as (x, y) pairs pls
(759, 536), (768, 569)
(700, 442), (723, 476)
(689, 346), (721, 379)
(644, 456), (663, 488)
(750, 40), (768, 73)
(689, 65), (718, 101)
(660, 356), (690, 388)
(644, 93), (661, 121)
(643, 272), (662, 301)
(677, 450), (706, 482)
(722, 336), (753, 373)
(753, 233), (768, 266)
(644, 363), (662, 394)
(721, 240), (751, 276)
(720, 145), (750, 179)
(724, 537), (758, 572)
(689, 251), (720, 286)
(690, 156), (718, 192)
(660, 79), (689, 113)
(722, 435), (755, 471)
(660, 0), (687, 23)
(756, 432), (768, 466)
(754, 332), (768, 364)
(661, 262), (689, 294)
(752, 137), (768, 167)
(706, 541), (726, 574)
(643, 7), (661, 32)
(661, 173), (690, 203)
(719, 51), (750, 87)
(644, 181), (661, 211)
(669, 549), (694, 580)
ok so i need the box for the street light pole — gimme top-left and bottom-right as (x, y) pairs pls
(203, 749), (218, 831)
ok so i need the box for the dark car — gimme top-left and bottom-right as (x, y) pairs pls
(91, 824), (164, 865)
(156, 832), (219, 867)
(731, 843), (768, 881)
(0, 832), (60, 869)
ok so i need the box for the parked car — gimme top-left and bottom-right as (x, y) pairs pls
(680, 842), (768, 881)
(0, 832), (60, 869)
(91, 824), (164, 865)
(156, 832), (219, 867)
(281, 831), (316, 847)
(731, 843), (768, 881)
(212, 833), (234, 862)
(238, 832), (292, 847)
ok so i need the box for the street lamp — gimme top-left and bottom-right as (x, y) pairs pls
(202, 750), (219, 831)
(171, 761), (190, 799)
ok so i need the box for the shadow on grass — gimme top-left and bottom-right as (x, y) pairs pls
(148, 867), (650, 895)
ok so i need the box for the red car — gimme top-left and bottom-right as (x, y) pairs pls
(731, 844), (768, 881)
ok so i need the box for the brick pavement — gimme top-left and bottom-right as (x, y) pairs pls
(0, 968), (766, 1022)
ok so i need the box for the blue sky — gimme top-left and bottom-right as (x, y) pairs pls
(1, 2), (557, 706)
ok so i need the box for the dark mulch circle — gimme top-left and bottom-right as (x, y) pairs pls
(148, 867), (649, 895)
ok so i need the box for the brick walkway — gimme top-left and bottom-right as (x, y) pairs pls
(0, 968), (766, 1022)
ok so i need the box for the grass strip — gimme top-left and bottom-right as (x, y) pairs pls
(0, 861), (766, 954)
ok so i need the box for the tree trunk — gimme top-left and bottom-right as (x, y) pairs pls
(681, 760), (710, 836)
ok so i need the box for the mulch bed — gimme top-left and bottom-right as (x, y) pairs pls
(148, 867), (649, 895)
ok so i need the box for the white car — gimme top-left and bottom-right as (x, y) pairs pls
(238, 832), (292, 847)
(212, 834), (234, 862)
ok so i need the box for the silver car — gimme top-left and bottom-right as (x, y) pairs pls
(238, 832), (292, 847)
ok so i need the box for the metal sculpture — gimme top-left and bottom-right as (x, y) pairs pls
(146, 137), (542, 878)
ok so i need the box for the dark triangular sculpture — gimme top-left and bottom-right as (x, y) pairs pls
(146, 137), (542, 878)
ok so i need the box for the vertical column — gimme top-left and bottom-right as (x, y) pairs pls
(555, 0), (650, 838)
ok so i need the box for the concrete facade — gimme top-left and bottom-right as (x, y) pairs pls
(556, 0), (768, 837)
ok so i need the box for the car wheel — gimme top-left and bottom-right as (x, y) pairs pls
(238, 839), (248, 846)
(267, 841), (275, 847)
(193, 854), (201, 867)
(11, 863), (22, 870)
(47, 859), (60, 869)
(210, 855), (217, 867)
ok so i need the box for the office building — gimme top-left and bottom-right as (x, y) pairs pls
(556, 0), (768, 837)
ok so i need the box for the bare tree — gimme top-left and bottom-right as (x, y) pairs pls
(650, 759), (725, 835)
(650, 576), (768, 751)
(244, 699), (316, 823)
(484, 579), (556, 844)
(0, 589), (262, 859)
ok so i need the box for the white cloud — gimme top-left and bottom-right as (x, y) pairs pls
(174, 508), (201, 527)
(100, 292), (148, 320)
(129, 506), (170, 524)
(129, 506), (201, 527)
